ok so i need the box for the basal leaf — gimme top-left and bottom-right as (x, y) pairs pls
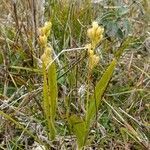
(68, 115), (87, 149)
(48, 62), (58, 120)
(86, 59), (117, 127)
(42, 61), (58, 140)
(47, 62), (58, 140)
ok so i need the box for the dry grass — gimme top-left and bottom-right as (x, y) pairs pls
(0, 0), (150, 149)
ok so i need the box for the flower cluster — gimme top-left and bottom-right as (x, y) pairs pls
(86, 21), (104, 71)
(41, 46), (52, 66)
(86, 43), (100, 71)
(38, 21), (52, 66)
(87, 21), (104, 49)
(39, 21), (52, 37)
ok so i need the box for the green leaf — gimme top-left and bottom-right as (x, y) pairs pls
(117, 7), (129, 17)
(86, 59), (117, 127)
(85, 37), (134, 141)
(68, 115), (87, 149)
(47, 62), (58, 140)
(106, 21), (118, 37)
(42, 62), (58, 140)
(117, 28), (124, 39)
(48, 62), (58, 120)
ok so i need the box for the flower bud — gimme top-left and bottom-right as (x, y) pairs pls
(88, 49), (94, 56)
(44, 21), (52, 30)
(44, 21), (52, 37)
(39, 21), (52, 37)
(45, 46), (52, 56)
(41, 47), (52, 66)
(92, 21), (99, 30)
(87, 28), (93, 39)
(41, 53), (46, 63)
(93, 55), (100, 65)
(39, 27), (47, 36)
(86, 43), (92, 50)
(96, 26), (104, 37)
(99, 34), (103, 42)
(39, 35), (47, 47)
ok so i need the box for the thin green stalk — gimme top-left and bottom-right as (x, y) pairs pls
(86, 70), (91, 121)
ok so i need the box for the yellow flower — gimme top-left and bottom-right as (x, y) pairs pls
(41, 46), (52, 66)
(93, 55), (100, 65)
(44, 21), (52, 30)
(44, 21), (52, 37)
(92, 21), (99, 30)
(86, 43), (93, 54)
(87, 21), (104, 49)
(39, 21), (52, 37)
(88, 49), (94, 56)
(39, 35), (47, 47)
(96, 26), (104, 37)
(86, 21), (103, 71)
(87, 28), (94, 40)
(45, 46), (52, 56)
(89, 54), (100, 71)
(39, 27), (46, 36)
